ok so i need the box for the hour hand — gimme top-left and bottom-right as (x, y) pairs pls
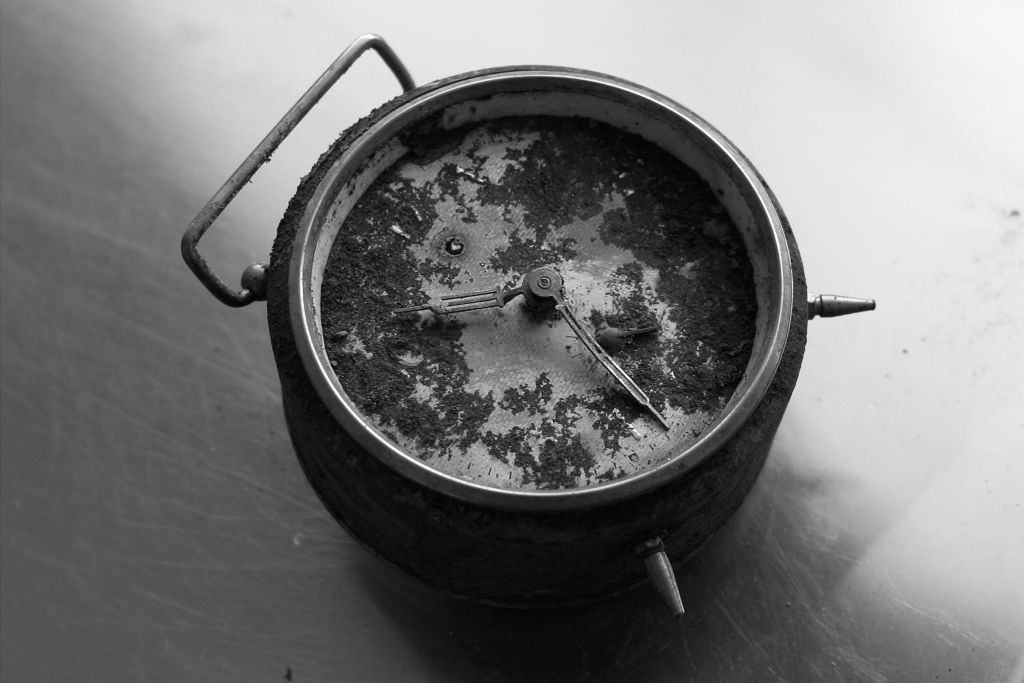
(394, 283), (525, 316)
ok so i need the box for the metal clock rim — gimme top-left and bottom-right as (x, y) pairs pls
(288, 68), (794, 512)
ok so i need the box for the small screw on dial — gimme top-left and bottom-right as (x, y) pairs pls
(444, 237), (465, 255)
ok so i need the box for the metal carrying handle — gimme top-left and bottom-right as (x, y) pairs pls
(181, 34), (415, 307)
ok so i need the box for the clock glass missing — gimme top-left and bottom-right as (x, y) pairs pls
(320, 115), (757, 491)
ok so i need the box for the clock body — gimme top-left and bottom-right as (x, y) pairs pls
(266, 66), (807, 606)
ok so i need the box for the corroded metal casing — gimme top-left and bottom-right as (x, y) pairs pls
(265, 66), (807, 606)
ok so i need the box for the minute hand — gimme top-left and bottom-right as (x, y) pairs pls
(553, 290), (670, 431)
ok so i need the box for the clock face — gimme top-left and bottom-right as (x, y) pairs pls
(320, 115), (757, 491)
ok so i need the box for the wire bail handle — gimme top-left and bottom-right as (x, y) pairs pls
(181, 34), (415, 307)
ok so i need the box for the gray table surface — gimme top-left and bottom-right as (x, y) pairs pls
(2, 1), (1022, 681)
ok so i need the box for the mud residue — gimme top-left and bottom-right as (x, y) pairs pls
(321, 115), (756, 489)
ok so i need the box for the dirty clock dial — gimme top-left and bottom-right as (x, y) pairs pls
(320, 115), (758, 493)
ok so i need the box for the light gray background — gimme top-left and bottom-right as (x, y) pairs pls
(2, 1), (1022, 680)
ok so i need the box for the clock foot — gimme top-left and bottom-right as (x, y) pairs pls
(636, 537), (685, 618)
(808, 294), (876, 319)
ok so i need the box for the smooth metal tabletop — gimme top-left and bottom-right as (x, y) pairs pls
(2, 1), (1022, 681)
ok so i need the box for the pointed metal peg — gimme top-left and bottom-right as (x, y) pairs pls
(808, 294), (876, 320)
(635, 537), (685, 617)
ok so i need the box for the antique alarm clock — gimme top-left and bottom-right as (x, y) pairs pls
(182, 35), (874, 616)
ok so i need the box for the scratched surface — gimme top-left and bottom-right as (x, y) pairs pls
(1, 1), (1022, 681)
